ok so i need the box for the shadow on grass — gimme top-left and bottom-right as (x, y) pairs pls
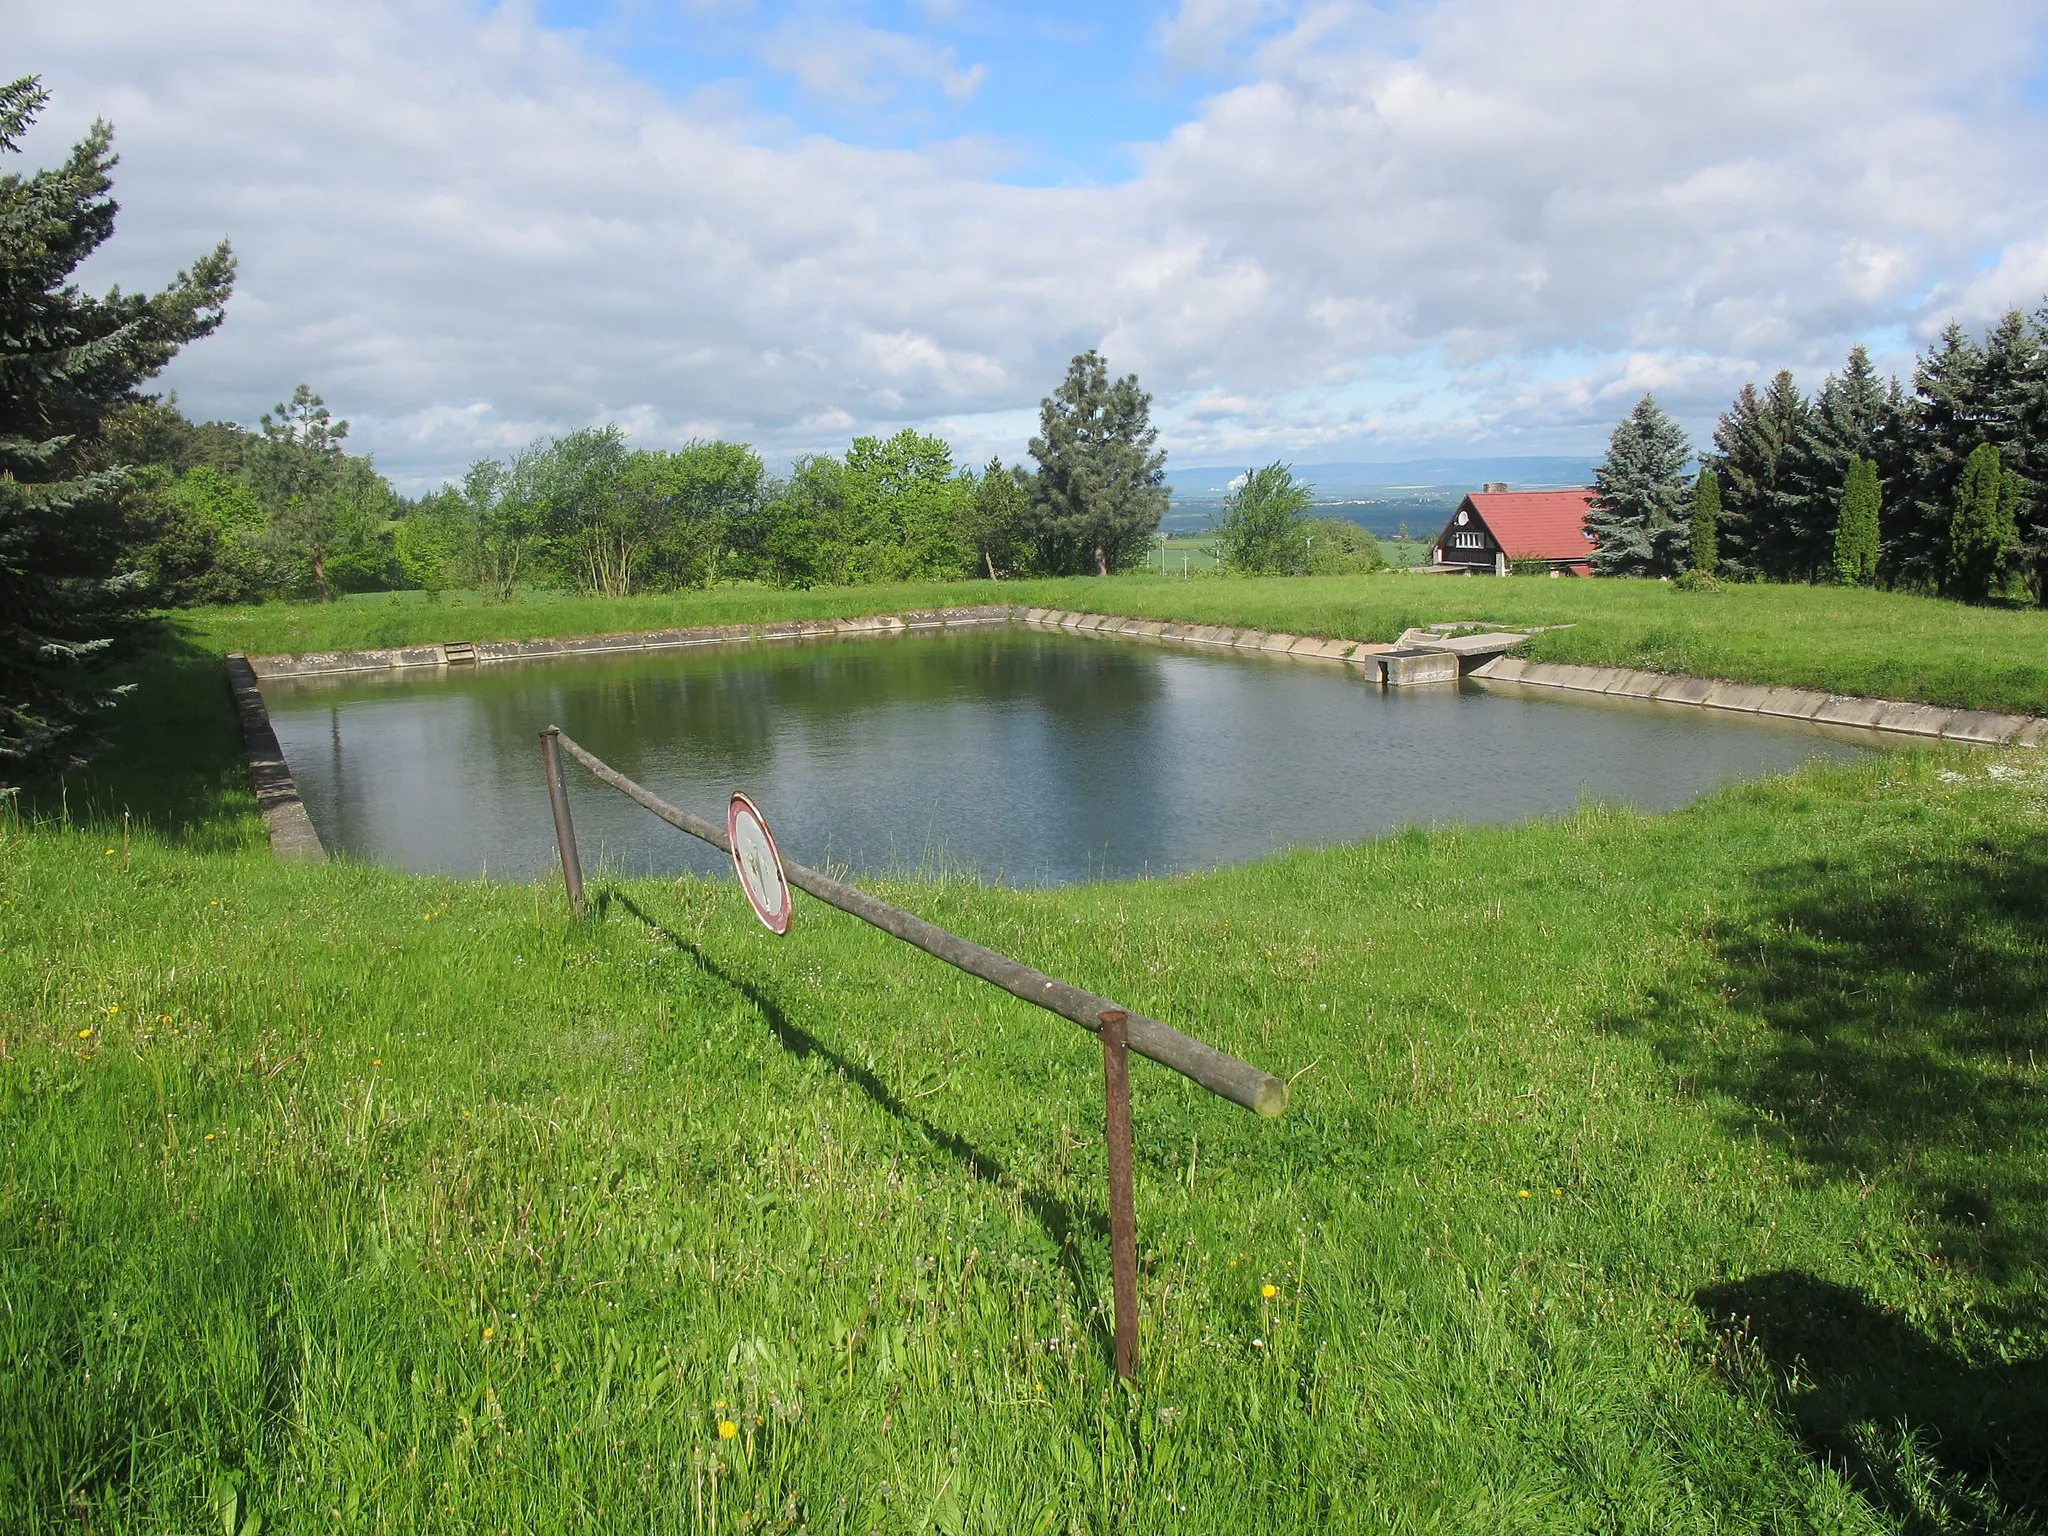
(1618, 827), (2048, 1296)
(598, 888), (1119, 1361)
(1613, 825), (2048, 1526)
(15, 621), (260, 853)
(1696, 1271), (2047, 1529)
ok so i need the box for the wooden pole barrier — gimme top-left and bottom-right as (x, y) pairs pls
(1100, 1008), (1140, 1380)
(540, 727), (585, 917)
(547, 727), (1288, 1119)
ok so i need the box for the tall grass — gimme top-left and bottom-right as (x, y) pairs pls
(6, 739), (2046, 1529)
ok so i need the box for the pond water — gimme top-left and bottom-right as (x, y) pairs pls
(266, 628), (1875, 886)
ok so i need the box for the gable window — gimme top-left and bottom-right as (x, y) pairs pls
(1452, 530), (1485, 548)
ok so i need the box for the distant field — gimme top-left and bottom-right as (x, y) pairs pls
(179, 573), (2048, 716)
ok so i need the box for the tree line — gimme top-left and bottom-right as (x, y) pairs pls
(112, 349), (1176, 608)
(1587, 311), (2048, 602)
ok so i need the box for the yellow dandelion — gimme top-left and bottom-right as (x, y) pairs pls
(104, 848), (115, 856)
(1553, 1188), (1563, 1196)
(1517, 1190), (1530, 1199)
(106, 1005), (118, 1014)
(717, 1420), (738, 1440)
(1261, 1283), (1278, 1300)
(205, 1133), (216, 1142)
(372, 1058), (382, 1066)
(159, 1015), (171, 1023)
(78, 1028), (93, 1039)
(483, 1327), (495, 1341)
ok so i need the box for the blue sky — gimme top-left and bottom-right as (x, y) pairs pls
(537, 0), (1224, 184)
(18, 0), (2048, 488)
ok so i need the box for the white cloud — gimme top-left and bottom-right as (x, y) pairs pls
(10, 0), (2047, 488)
(758, 17), (987, 106)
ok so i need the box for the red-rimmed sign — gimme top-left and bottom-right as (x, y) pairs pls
(727, 792), (793, 935)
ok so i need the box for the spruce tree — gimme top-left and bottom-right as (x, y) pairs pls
(1585, 394), (1692, 576)
(0, 77), (234, 772)
(1688, 468), (1720, 576)
(1832, 457), (1880, 585)
(1709, 370), (1808, 578)
(1025, 351), (1168, 576)
(1978, 309), (2047, 602)
(1769, 346), (1892, 582)
(1948, 442), (2021, 601)
(1897, 323), (1985, 592)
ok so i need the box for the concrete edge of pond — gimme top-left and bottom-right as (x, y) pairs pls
(1464, 654), (2047, 747)
(1016, 608), (2046, 749)
(243, 605), (1015, 679)
(224, 654), (326, 863)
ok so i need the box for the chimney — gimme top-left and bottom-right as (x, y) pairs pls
(1482, 482), (1509, 493)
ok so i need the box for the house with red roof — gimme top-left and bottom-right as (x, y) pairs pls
(1430, 485), (1598, 576)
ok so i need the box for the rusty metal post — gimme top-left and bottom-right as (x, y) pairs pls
(1100, 1008), (1139, 1381)
(540, 727), (585, 917)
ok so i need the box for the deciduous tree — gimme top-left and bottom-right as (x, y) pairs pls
(1215, 462), (1313, 574)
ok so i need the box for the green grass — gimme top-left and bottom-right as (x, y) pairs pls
(6, 587), (2048, 1529)
(177, 573), (2048, 717)
(6, 625), (2048, 1529)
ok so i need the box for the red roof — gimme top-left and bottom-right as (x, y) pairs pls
(1462, 488), (1598, 561)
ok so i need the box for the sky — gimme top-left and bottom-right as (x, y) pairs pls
(12, 0), (2048, 491)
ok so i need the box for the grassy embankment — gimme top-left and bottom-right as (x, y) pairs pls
(4, 579), (2047, 1531)
(185, 571), (2048, 717)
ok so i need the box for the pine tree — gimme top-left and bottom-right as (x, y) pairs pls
(1949, 442), (2021, 601)
(0, 77), (234, 772)
(1832, 457), (1880, 585)
(1897, 323), (1985, 592)
(1770, 346), (1893, 582)
(1688, 468), (1720, 575)
(1709, 370), (1808, 578)
(1025, 351), (1168, 576)
(1585, 394), (1692, 576)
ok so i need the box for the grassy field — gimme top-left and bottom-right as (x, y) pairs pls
(3, 588), (2047, 1531)
(179, 573), (2048, 717)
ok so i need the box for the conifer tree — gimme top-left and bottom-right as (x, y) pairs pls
(1896, 323), (1984, 591)
(1832, 456), (1880, 585)
(1688, 468), (1720, 576)
(0, 77), (234, 772)
(1585, 394), (1692, 576)
(1709, 370), (1808, 578)
(1948, 442), (2021, 601)
(1025, 351), (1168, 576)
(1769, 346), (1892, 582)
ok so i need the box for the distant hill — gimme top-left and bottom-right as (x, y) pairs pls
(1163, 455), (1600, 536)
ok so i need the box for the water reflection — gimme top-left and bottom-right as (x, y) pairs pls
(267, 629), (1874, 885)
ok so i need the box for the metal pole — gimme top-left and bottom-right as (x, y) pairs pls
(540, 726), (585, 917)
(1100, 1008), (1139, 1380)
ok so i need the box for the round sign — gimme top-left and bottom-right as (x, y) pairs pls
(727, 792), (793, 935)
